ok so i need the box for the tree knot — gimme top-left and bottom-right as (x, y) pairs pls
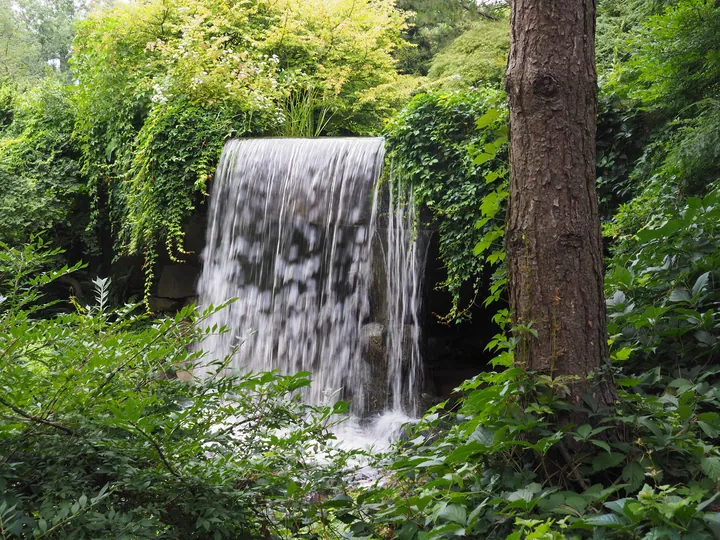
(532, 73), (559, 98)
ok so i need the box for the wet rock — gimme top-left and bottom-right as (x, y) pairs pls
(360, 322), (386, 366)
(360, 322), (388, 414)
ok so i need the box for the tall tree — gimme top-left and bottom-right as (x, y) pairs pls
(0, 0), (41, 82)
(505, 0), (617, 406)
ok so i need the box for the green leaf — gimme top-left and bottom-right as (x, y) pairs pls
(476, 109), (500, 129)
(703, 513), (720, 538)
(438, 504), (467, 526)
(611, 267), (633, 288)
(621, 462), (645, 492)
(473, 153), (493, 166)
(612, 347), (633, 362)
(701, 456), (720, 480)
(324, 494), (353, 508)
(583, 513), (627, 527)
(445, 442), (484, 464)
(397, 523), (419, 540)
(468, 426), (495, 447)
(591, 440), (612, 453)
(692, 272), (711, 296)
(592, 452), (625, 472)
(507, 483), (542, 506)
(576, 424), (592, 439)
(668, 288), (691, 303)
(604, 498), (630, 516)
(698, 421), (719, 438)
(480, 191), (507, 218)
(484, 171), (499, 184)
(697, 492), (720, 512)
(695, 330), (715, 346)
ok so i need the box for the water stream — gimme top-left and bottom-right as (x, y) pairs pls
(197, 138), (425, 448)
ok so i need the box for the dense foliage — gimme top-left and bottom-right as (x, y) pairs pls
(0, 78), (87, 250)
(427, 19), (509, 88)
(0, 241), (358, 538)
(394, 0), (506, 76)
(0, 0), (412, 300)
(1, 0), (720, 538)
(0, 0), (85, 83)
(385, 89), (508, 321)
(355, 1), (720, 538)
(70, 0), (409, 298)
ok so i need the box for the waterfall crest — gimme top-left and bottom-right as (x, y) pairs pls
(197, 138), (425, 419)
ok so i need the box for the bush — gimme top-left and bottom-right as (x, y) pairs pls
(0, 78), (87, 250)
(345, 339), (720, 539)
(427, 19), (509, 88)
(0, 240), (357, 538)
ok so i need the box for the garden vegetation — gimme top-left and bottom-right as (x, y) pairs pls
(1, 0), (719, 538)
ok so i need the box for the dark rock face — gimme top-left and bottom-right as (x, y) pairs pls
(422, 234), (505, 401)
(360, 322), (387, 413)
(148, 296), (185, 312)
(157, 264), (200, 299)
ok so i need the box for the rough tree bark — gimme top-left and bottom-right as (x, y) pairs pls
(505, 0), (617, 407)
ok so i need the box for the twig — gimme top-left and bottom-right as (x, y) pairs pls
(0, 336), (20, 363)
(217, 415), (265, 436)
(0, 395), (74, 435)
(559, 443), (590, 491)
(129, 421), (182, 479)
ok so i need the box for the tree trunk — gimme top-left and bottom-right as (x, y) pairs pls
(505, 0), (617, 407)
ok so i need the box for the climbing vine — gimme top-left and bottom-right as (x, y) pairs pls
(68, 0), (409, 304)
(385, 89), (508, 322)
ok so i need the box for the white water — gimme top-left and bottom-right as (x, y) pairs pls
(197, 138), (424, 445)
(382, 173), (424, 413)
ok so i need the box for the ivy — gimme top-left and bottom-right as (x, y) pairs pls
(66, 0), (410, 303)
(385, 88), (508, 322)
(0, 78), (88, 251)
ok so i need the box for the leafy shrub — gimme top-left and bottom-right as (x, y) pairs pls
(606, 186), (720, 377)
(69, 0), (410, 299)
(597, 0), (720, 223)
(0, 241), (357, 538)
(427, 19), (509, 88)
(0, 78), (87, 250)
(393, 0), (507, 76)
(0, 85), (14, 131)
(346, 338), (720, 539)
(385, 89), (508, 321)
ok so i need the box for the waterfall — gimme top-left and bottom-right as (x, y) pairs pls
(197, 138), (425, 421)
(383, 173), (424, 414)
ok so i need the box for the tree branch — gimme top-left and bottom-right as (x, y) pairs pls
(130, 421), (182, 479)
(0, 395), (74, 435)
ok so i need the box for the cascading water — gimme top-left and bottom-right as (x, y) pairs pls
(382, 176), (424, 414)
(197, 137), (426, 445)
